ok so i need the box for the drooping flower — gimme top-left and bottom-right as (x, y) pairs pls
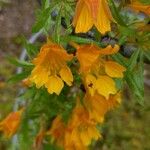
(84, 92), (121, 123)
(29, 42), (73, 95)
(0, 109), (23, 138)
(73, 0), (113, 34)
(48, 99), (101, 150)
(129, 0), (150, 15)
(76, 44), (126, 98)
(65, 99), (101, 149)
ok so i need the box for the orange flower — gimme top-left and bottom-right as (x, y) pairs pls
(129, 0), (150, 15)
(65, 99), (101, 149)
(34, 128), (45, 149)
(73, 0), (113, 34)
(48, 100), (101, 150)
(84, 92), (121, 123)
(76, 44), (126, 98)
(29, 42), (73, 95)
(0, 109), (23, 138)
(47, 115), (66, 147)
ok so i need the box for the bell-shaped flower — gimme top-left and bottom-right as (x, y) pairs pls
(76, 44), (126, 99)
(84, 92), (121, 123)
(73, 0), (113, 34)
(65, 99), (101, 148)
(30, 42), (73, 95)
(0, 109), (23, 138)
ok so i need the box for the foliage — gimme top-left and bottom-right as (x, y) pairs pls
(0, 0), (150, 150)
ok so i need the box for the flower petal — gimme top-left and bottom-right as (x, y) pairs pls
(98, 45), (119, 55)
(76, 44), (101, 73)
(60, 66), (73, 86)
(45, 75), (64, 95)
(30, 67), (49, 88)
(80, 129), (91, 146)
(105, 61), (126, 78)
(87, 126), (100, 141)
(94, 0), (111, 34)
(96, 75), (117, 99)
(73, 0), (93, 33)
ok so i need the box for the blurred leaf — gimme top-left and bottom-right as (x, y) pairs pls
(24, 42), (39, 58)
(144, 50), (150, 62)
(112, 53), (128, 67)
(113, 51), (144, 104)
(62, 35), (104, 46)
(114, 78), (123, 90)
(8, 71), (30, 83)
(42, 0), (50, 9)
(139, 0), (150, 5)
(7, 57), (34, 68)
(43, 143), (63, 150)
(109, 0), (127, 26)
(125, 51), (144, 105)
(32, 7), (52, 33)
(54, 7), (62, 43)
(127, 49), (140, 71)
(32, 0), (61, 33)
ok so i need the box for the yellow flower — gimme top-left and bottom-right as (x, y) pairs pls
(129, 0), (150, 15)
(95, 75), (117, 99)
(48, 99), (101, 149)
(0, 109), (23, 138)
(65, 99), (101, 148)
(76, 44), (126, 98)
(84, 92), (121, 123)
(76, 44), (101, 73)
(73, 0), (113, 34)
(29, 42), (73, 95)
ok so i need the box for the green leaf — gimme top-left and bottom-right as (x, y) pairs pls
(7, 57), (34, 68)
(42, 0), (50, 9)
(54, 7), (62, 43)
(62, 35), (104, 47)
(8, 71), (30, 83)
(139, 0), (150, 5)
(144, 51), (150, 62)
(125, 51), (144, 105)
(114, 78), (123, 90)
(32, 7), (52, 33)
(43, 143), (63, 150)
(23, 41), (39, 58)
(112, 53), (128, 67)
(127, 49), (140, 72)
(32, 1), (60, 33)
(109, 0), (127, 26)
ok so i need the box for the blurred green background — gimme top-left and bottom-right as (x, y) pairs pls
(0, 0), (150, 150)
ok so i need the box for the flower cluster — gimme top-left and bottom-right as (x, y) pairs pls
(0, 0), (149, 149)
(45, 42), (125, 149)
